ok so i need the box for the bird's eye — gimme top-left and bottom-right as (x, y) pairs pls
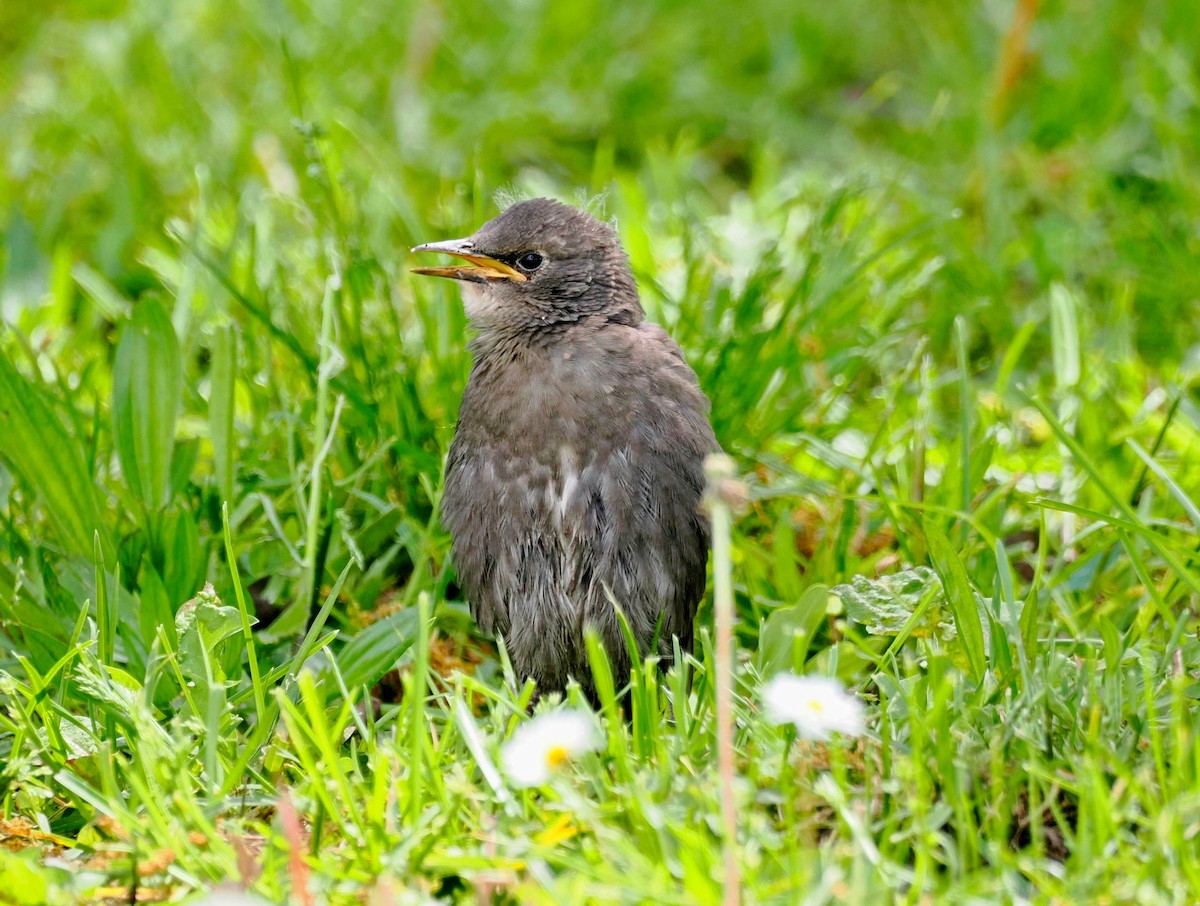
(515, 251), (545, 272)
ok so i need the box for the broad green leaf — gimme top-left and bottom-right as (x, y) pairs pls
(923, 519), (987, 682)
(332, 608), (419, 691)
(807, 639), (880, 686)
(55, 715), (100, 761)
(138, 563), (176, 651)
(158, 508), (202, 610)
(168, 437), (199, 500)
(112, 298), (181, 511)
(758, 584), (828, 675)
(771, 511), (804, 603)
(0, 850), (51, 905)
(0, 349), (109, 558)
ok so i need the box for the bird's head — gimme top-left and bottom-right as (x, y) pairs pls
(412, 198), (641, 334)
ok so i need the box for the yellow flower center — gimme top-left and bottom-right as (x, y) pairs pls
(545, 745), (571, 769)
(807, 698), (825, 713)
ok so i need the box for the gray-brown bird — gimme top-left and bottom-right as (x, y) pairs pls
(412, 198), (718, 702)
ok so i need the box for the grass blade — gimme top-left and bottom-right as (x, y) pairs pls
(923, 518), (986, 682)
(210, 323), (237, 506)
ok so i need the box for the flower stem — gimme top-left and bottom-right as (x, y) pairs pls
(705, 454), (741, 906)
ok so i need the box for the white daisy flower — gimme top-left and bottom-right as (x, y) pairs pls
(762, 673), (866, 740)
(500, 710), (602, 788)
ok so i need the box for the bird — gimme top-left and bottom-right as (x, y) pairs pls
(412, 197), (718, 703)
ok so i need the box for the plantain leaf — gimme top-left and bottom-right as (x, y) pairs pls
(758, 583), (828, 675)
(332, 608), (419, 691)
(138, 563), (176, 652)
(0, 347), (109, 558)
(158, 507), (202, 611)
(770, 511), (804, 603)
(112, 298), (181, 511)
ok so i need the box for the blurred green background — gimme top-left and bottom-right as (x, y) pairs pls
(2, 1), (1200, 899)
(4, 0), (1199, 361)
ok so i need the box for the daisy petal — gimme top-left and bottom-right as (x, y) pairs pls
(762, 674), (866, 740)
(500, 710), (602, 788)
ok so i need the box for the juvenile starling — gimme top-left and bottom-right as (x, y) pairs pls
(413, 198), (718, 701)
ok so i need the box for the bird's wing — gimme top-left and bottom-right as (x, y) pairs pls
(442, 434), (506, 636)
(585, 321), (718, 654)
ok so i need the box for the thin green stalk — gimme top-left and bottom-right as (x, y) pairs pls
(223, 502), (267, 727)
(301, 267), (341, 623)
(954, 316), (971, 544)
(407, 591), (433, 824)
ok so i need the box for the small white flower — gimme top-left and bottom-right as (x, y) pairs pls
(500, 710), (602, 788)
(762, 674), (866, 740)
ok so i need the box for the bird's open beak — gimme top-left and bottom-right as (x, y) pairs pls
(410, 238), (527, 283)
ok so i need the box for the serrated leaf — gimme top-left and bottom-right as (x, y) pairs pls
(175, 582), (244, 713)
(833, 567), (948, 637)
(832, 566), (989, 676)
(72, 662), (141, 721)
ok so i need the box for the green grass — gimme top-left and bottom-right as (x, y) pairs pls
(2, 0), (1200, 902)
